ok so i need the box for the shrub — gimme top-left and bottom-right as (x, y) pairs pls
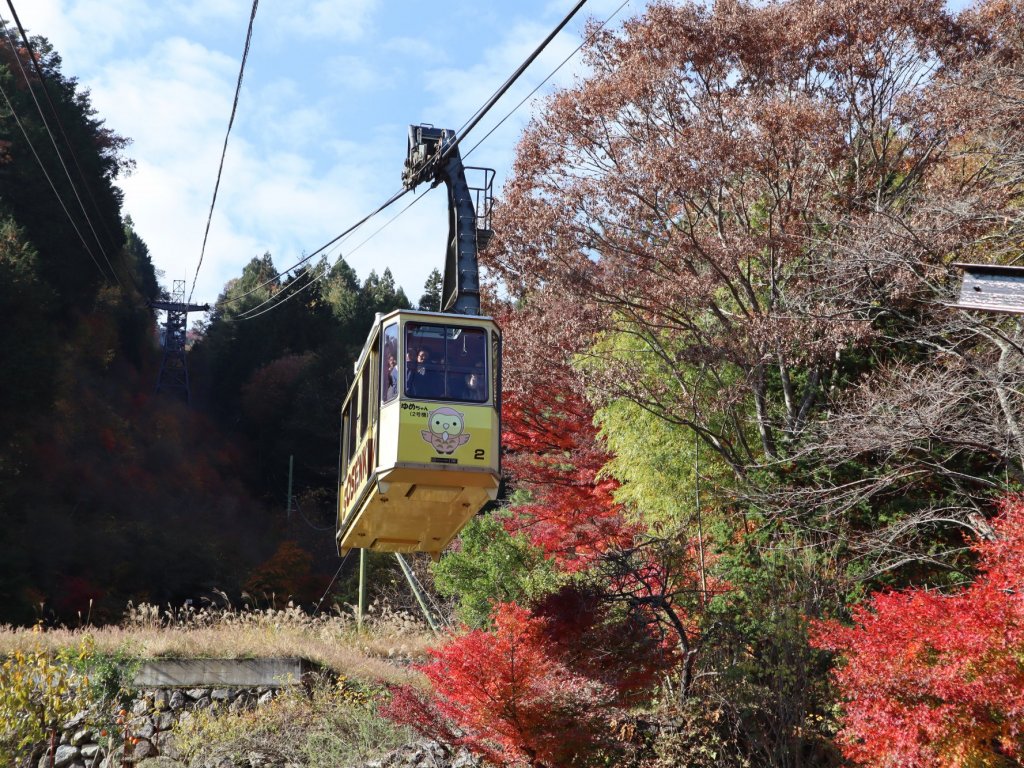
(432, 513), (560, 627)
(814, 497), (1024, 766)
(0, 634), (92, 765)
(383, 601), (629, 767)
(65, 636), (140, 741)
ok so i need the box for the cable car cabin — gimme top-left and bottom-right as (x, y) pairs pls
(337, 309), (500, 559)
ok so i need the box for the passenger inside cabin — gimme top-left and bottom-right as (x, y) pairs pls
(384, 353), (398, 400)
(460, 371), (486, 402)
(407, 348), (443, 398)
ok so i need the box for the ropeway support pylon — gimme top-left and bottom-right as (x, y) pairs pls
(153, 280), (209, 405)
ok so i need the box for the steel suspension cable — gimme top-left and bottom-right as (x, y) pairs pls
(224, 0), (592, 321)
(1, 8), (125, 289)
(188, 0), (259, 305)
(336, 1), (628, 264)
(313, 548), (352, 618)
(231, 189), (427, 322)
(4, 1), (125, 257)
(463, 0), (631, 161)
(0, 79), (111, 282)
(217, 185), (410, 309)
(442, 0), (591, 166)
(229, 261), (328, 321)
(336, 189), (428, 263)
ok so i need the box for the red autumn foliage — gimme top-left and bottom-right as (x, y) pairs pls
(532, 584), (677, 706)
(501, 391), (634, 569)
(382, 601), (622, 767)
(812, 496), (1024, 767)
(244, 540), (324, 601)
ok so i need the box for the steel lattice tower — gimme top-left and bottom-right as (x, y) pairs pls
(153, 280), (209, 404)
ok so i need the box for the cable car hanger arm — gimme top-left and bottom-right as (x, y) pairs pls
(402, 124), (493, 317)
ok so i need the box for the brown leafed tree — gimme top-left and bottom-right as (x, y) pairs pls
(743, 0), (1024, 576)
(487, 0), (1024, 576)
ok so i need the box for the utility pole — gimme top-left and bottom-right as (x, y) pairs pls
(153, 280), (209, 404)
(358, 549), (367, 632)
(286, 455), (294, 539)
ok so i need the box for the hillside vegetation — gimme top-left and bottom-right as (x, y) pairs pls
(0, 599), (431, 686)
(0, 28), (417, 624)
(4, 1), (1024, 767)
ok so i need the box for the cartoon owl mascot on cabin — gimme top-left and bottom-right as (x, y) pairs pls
(422, 407), (471, 455)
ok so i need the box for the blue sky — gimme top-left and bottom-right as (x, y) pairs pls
(15, 0), (628, 307)
(15, 0), (975, 308)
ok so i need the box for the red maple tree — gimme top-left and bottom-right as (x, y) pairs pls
(813, 496), (1024, 766)
(382, 601), (621, 767)
(501, 390), (634, 569)
(532, 584), (677, 705)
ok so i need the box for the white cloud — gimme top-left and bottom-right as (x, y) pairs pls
(274, 0), (378, 42)
(413, 15), (584, 209)
(9, 0), (157, 66)
(381, 36), (446, 61)
(176, 0), (253, 27)
(324, 54), (396, 92)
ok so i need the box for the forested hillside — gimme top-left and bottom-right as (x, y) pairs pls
(0, 30), (414, 626)
(0, 32), (202, 623)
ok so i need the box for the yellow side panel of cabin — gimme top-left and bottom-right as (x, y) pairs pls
(388, 401), (498, 468)
(338, 401), (499, 557)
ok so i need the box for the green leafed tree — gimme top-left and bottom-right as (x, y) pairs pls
(417, 268), (442, 312)
(324, 256), (361, 332)
(432, 513), (560, 627)
(360, 267), (411, 319)
(122, 215), (160, 304)
(0, 33), (131, 310)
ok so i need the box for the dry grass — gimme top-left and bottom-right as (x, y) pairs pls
(0, 596), (439, 687)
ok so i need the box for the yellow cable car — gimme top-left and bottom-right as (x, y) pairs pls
(337, 308), (501, 559)
(337, 124), (500, 564)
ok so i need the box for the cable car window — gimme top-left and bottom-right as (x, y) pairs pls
(345, 402), (356, 469)
(340, 409), (348, 471)
(381, 323), (398, 404)
(405, 323), (488, 402)
(493, 330), (502, 414)
(359, 359), (370, 436)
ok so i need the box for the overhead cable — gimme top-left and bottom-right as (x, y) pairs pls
(335, 0), (597, 262)
(188, 0), (259, 305)
(4, 1), (125, 258)
(1, 7), (125, 289)
(231, 189), (427, 322)
(293, 498), (335, 532)
(464, 0), (631, 160)
(341, 189), (429, 262)
(329, 0), (627, 263)
(221, 186), (410, 313)
(443, 0), (591, 165)
(0, 79), (112, 282)
(231, 262), (328, 321)
(313, 547), (352, 617)
(227, 0), (594, 322)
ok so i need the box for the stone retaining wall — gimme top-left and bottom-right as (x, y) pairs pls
(34, 665), (479, 768)
(41, 684), (282, 768)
